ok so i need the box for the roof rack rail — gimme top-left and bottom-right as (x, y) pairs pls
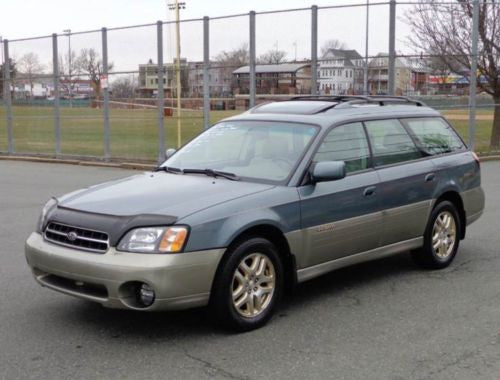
(289, 95), (426, 107)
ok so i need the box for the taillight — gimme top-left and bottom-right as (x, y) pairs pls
(472, 151), (480, 167)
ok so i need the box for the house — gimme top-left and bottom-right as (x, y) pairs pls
(138, 58), (188, 97)
(368, 53), (431, 95)
(187, 61), (231, 97)
(318, 49), (364, 95)
(59, 79), (93, 98)
(232, 63), (311, 95)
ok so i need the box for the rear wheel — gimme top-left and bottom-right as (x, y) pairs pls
(411, 200), (461, 269)
(210, 237), (283, 331)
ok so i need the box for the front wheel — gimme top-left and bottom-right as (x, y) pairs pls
(210, 237), (283, 332)
(411, 200), (461, 269)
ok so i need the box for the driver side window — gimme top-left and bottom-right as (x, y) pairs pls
(314, 123), (370, 174)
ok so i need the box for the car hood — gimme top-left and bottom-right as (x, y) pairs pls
(58, 172), (274, 219)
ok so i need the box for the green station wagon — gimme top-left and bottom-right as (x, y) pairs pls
(25, 96), (485, 331)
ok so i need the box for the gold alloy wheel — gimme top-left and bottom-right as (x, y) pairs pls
(432, 211), (457, 259)
(231, 253), (276, 318)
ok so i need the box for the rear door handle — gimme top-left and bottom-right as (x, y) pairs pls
(364, 186), (376, 197)
(425, 173), (436, 182)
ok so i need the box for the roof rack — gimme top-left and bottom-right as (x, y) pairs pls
(289, 95), (426, 107)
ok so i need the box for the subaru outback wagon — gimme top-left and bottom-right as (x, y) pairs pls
(25, 96), (485, 331)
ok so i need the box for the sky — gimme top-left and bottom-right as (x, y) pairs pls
(0, 0), (415, 74)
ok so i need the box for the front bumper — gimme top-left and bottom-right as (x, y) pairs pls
(25, 232), (225, 311)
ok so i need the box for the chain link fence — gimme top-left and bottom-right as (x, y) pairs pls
(1, 0), (499, 163)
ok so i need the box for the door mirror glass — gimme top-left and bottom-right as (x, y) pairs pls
(311, 161), (346, 183)
(165, 148), (176, 159)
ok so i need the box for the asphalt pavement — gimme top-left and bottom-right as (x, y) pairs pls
(1, 160), (499, 379)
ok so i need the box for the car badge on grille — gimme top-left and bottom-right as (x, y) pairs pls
(67, 231), (78, 242)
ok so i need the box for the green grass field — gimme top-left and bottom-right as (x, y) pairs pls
(0, 106), (496, 161)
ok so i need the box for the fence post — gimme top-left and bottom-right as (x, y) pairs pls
(3, 40), (14, 154)
(52, 34), (61, 156)
(468, 0), (479, 150)
(203, 16), (210, 130)
(157, 21), (165, 163)
(102, 27), (110, 160)
(311, 5), (318, 96)
(388, 0), (396, 95)
(249, 10), (256, 108)
(364, 0), (370, 95)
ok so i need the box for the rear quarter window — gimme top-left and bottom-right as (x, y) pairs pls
(402, 117), (465, 155)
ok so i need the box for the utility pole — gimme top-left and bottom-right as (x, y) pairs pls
(63, 29), (72, 107)
(168, 0), (185, 148)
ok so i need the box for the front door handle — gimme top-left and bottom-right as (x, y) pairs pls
(425, 173), (436, 182)
(364, 186), (376, 197)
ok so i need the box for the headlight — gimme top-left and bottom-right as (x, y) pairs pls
(36, 198), (58, 233)
(117, 226), (188, 254)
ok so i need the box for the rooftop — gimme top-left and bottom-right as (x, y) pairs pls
(233, 63), (310, 75)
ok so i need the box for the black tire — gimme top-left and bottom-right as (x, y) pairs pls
(210, 237), (284, 332)
(411, 200), (461, 269)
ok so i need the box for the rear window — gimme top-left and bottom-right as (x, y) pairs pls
(403, 117), (465, 155)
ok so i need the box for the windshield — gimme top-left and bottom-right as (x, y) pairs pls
(162, 121), (318, 183)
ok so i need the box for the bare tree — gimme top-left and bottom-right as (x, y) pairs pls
(214, 44), (249, 95)
(18, 53), (44, 98)
(111, 76), (137, 99)
(214, 43), (249, 68)
(404, 1), (500, 149)
(58, 50), (78, 97)
(74, 48), (113, 97)
(258, 49), (287, 64)
(320, 39), (347, 57)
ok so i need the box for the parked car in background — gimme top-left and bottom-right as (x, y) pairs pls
(25, 96), (485, 331)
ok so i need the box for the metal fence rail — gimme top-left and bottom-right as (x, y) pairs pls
(1, 0), (499, 162)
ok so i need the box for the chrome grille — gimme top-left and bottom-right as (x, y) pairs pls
(44, 222), (109, 253)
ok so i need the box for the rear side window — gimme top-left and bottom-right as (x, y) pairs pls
(403, 117), (465, 155)
(314, 122), (370, 173)
(364, 119), (422, 166)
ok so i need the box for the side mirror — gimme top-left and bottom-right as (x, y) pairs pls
(165, 148), (176, 159)
(311, 161), (346, 183)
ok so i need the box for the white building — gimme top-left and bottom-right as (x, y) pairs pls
(318, 49), (364, 95)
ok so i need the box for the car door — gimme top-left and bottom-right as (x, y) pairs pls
(298, 122), (383, 268)
(364, 118), (437, 247)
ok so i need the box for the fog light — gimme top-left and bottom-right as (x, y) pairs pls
(138, 283), (155, 307)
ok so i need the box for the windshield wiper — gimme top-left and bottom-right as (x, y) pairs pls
(155, 166), (182, 174)
(182, 168), (240, 181)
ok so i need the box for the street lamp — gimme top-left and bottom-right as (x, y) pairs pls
(168, 1), (186, 148)
(63, 29), (72, 107)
